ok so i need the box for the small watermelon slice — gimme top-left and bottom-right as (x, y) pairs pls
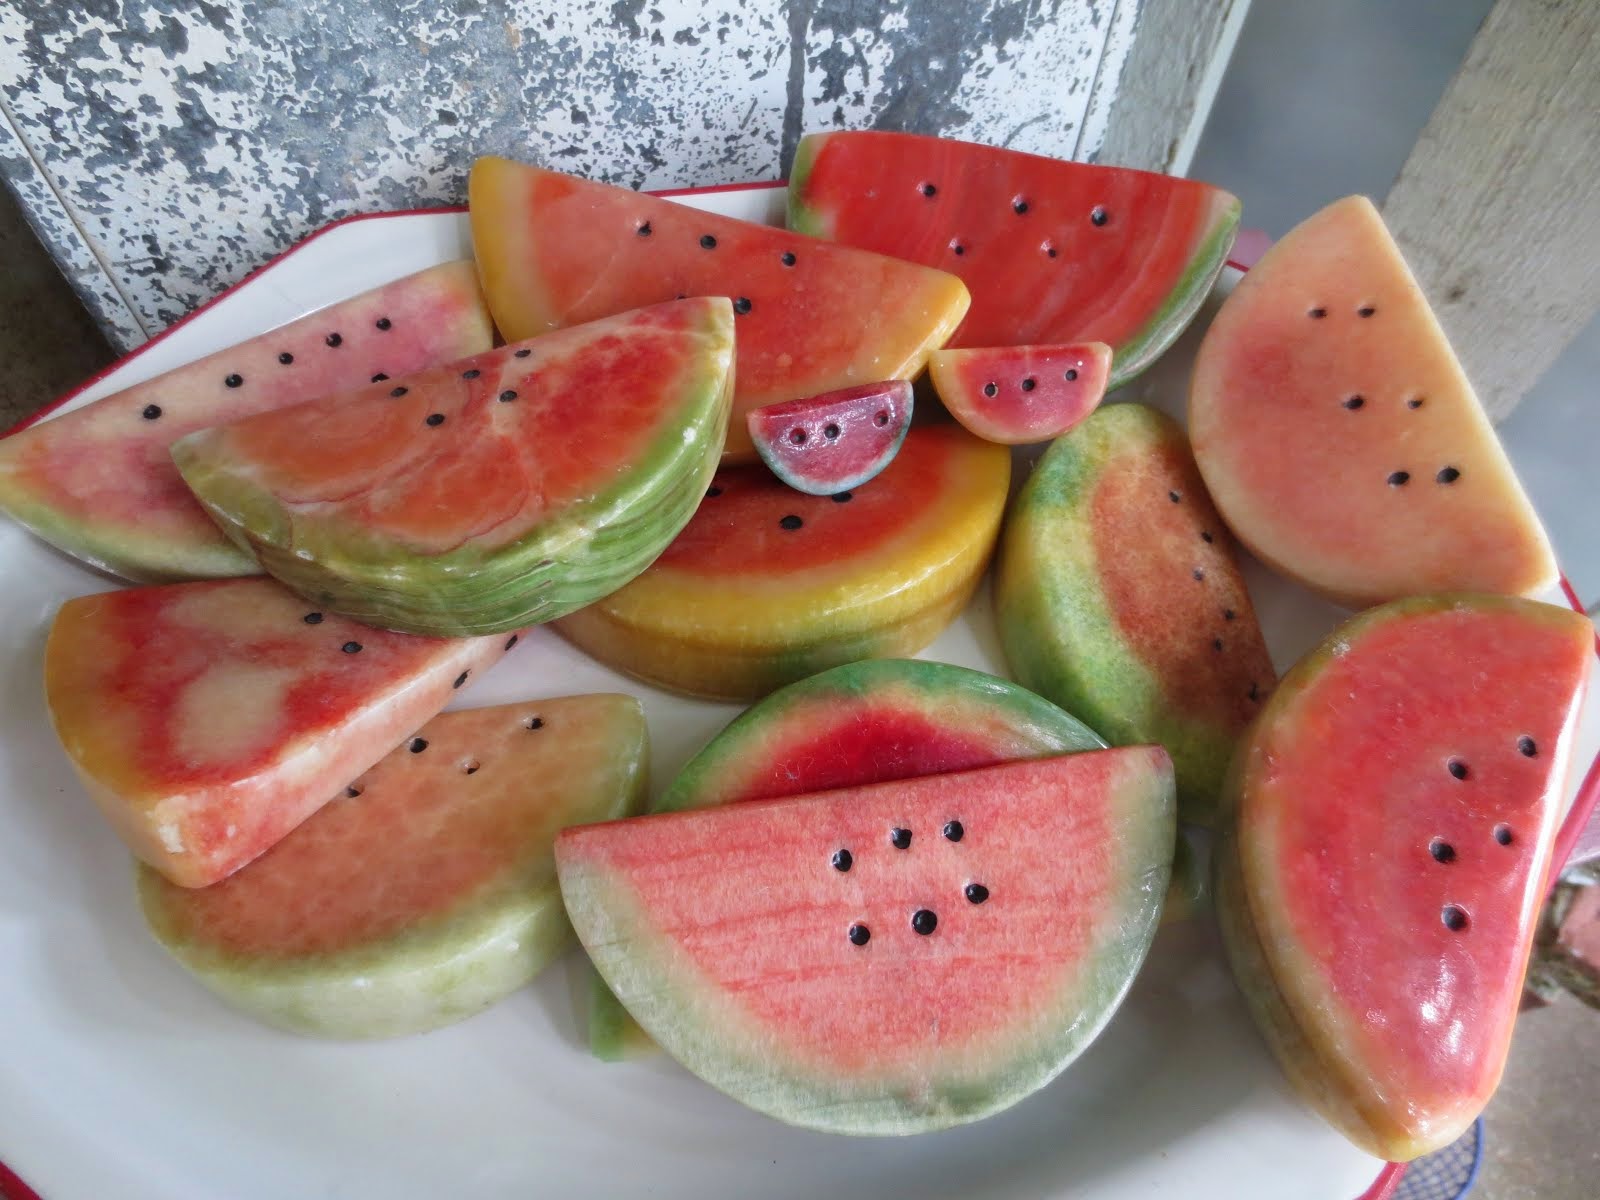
(995, 404), (1275, 825)
(928, 342), (1111, 444)
(468, 155), (969, 462)
(557, 748), (1176, 1133)
(0, 262), (493, 582)
(1189, 196), (1557, 608)
(746, 381), (912, 495)
(1216, 594), (1593, 1160)
(555, 424), (1009, 700)
(172, 299), (735, 637)
(45, 577), (511, 887)
(787, 131), (1240, 387)
(589, 657), (1107, 1059)
(138, 694), (646, 1038)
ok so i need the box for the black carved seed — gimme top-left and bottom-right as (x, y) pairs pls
(780, 514), (803, 531)
(1343, 395), (1364, 410)
(890, 827), (912, 849)
(142, 404), (162, 420)
(636, 221), (652, 237)
(911, 909), (938, 935)
(1388, 471), (1411, 487)
(1090, 205), (1108, 226)
(824, 423), (841, 439)
(1358, 305), (1377, 317)
(526, 716), (544, 730)
(346, 785), (362, 798)
(1046, 245), (1058, 258)
(920, 182), (937, 198)
(1494, 824), (1515, 846)
(499, 390), (518, 402)
(1308, 307), (1327, 319)
(426, 413), (445, 426)
(1213, 637), (1224, 652)
(1442, 905), (1469, 932)
(733, 297), (752, 315)
(789, 428), (806, 446)
(390, 386), (409, 397)
(832, 491), (853, 503)
(1065, 368), (1078, 381)
(303, 612), (323, 625)
(376, 317), (392, 330)
(1436, 466), (1460, 484)
(1518, 735), (1538, 757)
(706, 485), (723, 498)
(409, 737), (428, 753)
(224, 373), (243, 388)
(1408, 397), (1424, 409)
(462, 368), (480, 379)
(1448, 758), (1470, 780)
(1193, 568), (1206, 581)
(1169, 490), (1181, 503)
(943, 820), (964, 843)
(453, 671), (469, 689)
(965, 883), (989, 904)
(278, 351), (294, 365)
(1201, 531), (1214, 543)
(849, 923), (871, 945)
(1248, 681), (1261, 702)
(505, 634), (519, 650)
(1012, 197), (1029, 214)
(325, 332), (343, 347)
(983, 382), (999, 397)
(341, 641), (362, 654)
(1223, 608), (1236, 621)
(1021, 377), (1036, 392)
(371, 373), (389, 383)
(781, 251), (797, 266)
(1429, 838), (1457, 864)
(875, 410), (889, 426)
(951, 241), (966, 256)
(514, 348), (531, 357)
(700, 234), (717, 249)
(832, 849), (853, 872)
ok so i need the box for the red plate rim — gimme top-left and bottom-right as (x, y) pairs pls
(6, 184), (1595, 1200)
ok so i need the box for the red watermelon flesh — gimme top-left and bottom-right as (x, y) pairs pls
(0, 262), (493, 582)
(1221, 594), (1594, 1160)
(746, 381), (912, 495)
(788, 131), (1239, 387)
(468, 155), (970, 461)
(44, 577), (512, 888)
(558, 748), (1176, 1133)
(928, 342), (1111, 444)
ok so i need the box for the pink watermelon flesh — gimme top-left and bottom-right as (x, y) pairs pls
(0, 262), (493, 582)
(928, 342), (1111, 444)
(44, 577), (513, 887)
(1223, 594), (1594, 1160)
(746, 380), (913, 495)
(558, 748), (1176, 1133)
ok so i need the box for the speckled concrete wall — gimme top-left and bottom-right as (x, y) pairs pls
(0, 0), (1138, 350)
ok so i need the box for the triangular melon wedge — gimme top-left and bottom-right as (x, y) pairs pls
(0, 262), (493, 582)
(1217, 594), (1593, 1160)
(45, 577), (513, 887)
(468, 155), (970, 462)
(139, 695), (646, 1038)
(1189, 196), (1556, 608)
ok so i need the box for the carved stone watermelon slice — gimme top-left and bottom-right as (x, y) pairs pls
(172, 299), (734, 637)
(787, 131), (1239, 387)
(996, 404), (1274, 825)
(1189, 195), (1557, 608)
(1216, 594), (1593, 1160)
(45, 577), (511, 887)
(469, 155), (969, 462)
(589, 657), (1106, 1059)
(554, 424), (1009, 700)
(557, 747), (1176, 1133)
(0, 262), (493, 582)
(928, 342), (1111, 444)
(746, 381), (912, 495)
(139, 694), (646, 1038)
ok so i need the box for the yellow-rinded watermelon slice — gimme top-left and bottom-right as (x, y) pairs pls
(1217, 594), (1593, 1160)
(788, 131), (1239, 387)
(140, 694), (646, 1038)
(45, 577), (511, 887)
(0, 263), (493, 582)
(468, 155), (970, 461)
(558, 748), (1175, 1133)
(1189, 196), (1556, 608)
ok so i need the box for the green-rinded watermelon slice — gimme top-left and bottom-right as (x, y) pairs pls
(927, 342), (1111, 444)
(44, 577), (512, 887)
(995, 404), (1275, 826)
(787, 131), (1239, 387)
(468, 155), (969, 462)
(747, 381), (912, 495)
(1189, 195), (1557, 608)
(172, 299), (734, 637)
(588, 657), (1107, 1059)
(0, 262), (493, 583)
(1217, 594), (1593, 1161)
(554, 424), (1010, 700)
(558, 747), (1176, 1133)
(139, 694), (646, 1038)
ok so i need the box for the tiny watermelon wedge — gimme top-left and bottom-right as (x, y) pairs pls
(928, 342), (1111, 444)
(45, 578), (511, 887)
(558, 748), (1176, 1133)
(589, 657), (1107, 1059)
(0, 262), (493, 582)
(139, 694), (646, 1038)
(172, 299), (735, 637)
(555, 424), (1009, 700)
(996, 404), (1275, 825)
(1189, 196), (1556, 608)
(747, 381), (912, 495)
(1216, 594), (1593, 1160)
(468, 155), (969, 462)
(788, 131), (1239, 387)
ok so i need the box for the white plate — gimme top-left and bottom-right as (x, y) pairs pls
(3, 187), (1594, 1200)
